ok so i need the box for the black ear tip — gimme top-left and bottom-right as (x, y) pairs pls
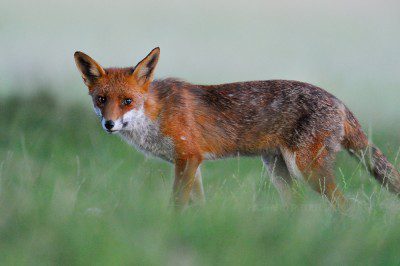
(74, 51), (82, 58)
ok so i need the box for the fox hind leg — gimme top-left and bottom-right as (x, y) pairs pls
(282, 146), (346, 208)
(305, 165), (346, 208)
(262, 150), (293, 205)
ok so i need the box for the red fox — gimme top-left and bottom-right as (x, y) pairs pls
(74, 47), (400, 210)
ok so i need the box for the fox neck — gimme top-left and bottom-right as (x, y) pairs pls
(143, 89), (163, 121)
(117, 81), (175, 161)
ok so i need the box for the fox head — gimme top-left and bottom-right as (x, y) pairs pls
(74, 47), (160, 133)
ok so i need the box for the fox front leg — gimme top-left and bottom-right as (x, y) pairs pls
(172, 157), (202, 211)
(190, 168), (205, 204)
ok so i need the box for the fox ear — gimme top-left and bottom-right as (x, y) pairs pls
(74, 51), (106, 87)
(132, 47), (160, 86)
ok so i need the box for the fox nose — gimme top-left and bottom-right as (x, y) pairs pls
(104, 120), (115, 130)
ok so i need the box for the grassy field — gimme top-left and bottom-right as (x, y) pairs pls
(1, 91), (400, 265)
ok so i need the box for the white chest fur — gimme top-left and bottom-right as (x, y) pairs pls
(118, 108), (175, 162)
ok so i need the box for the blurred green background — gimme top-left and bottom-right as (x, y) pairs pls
(0, 0), (399, 265)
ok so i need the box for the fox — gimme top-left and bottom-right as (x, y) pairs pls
(74, 47), (400, 210)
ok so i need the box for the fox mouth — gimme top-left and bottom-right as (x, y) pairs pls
(106, 129), (119, 134)
(101, 119), (128, 134)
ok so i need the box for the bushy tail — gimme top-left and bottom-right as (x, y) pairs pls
(342, 109), (400, 194)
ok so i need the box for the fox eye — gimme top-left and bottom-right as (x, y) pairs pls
(97, 96), (106, 104)
(123, 98), (132, 106)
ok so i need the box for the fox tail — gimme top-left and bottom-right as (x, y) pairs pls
(342, 109), (400, 194)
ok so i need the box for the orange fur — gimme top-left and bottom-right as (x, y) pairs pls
(74, 47), (400, 210)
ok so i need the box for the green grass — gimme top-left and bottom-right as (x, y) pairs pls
(1, 92), (400, 265)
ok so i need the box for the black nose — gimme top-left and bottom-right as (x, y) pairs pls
(104, 120), (115, 130)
